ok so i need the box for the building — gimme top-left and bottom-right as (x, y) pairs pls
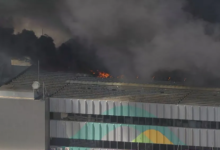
(0, 63), (220, 150)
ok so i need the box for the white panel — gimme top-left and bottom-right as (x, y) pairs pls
(171, 128), (178, 144)
(122, 101), (129, 116)
(65, 121), (72, 138)
(200, 106), (207, 121)
(179, 105), (186, 119)
(122, 126), (129, 142)
(72, 122), (80, 139)
(72, 99), (79, 113)
(200, 129), (207, 147)
(100, 101), (107, 114)
(172, 105), (178, 119)
(186, 105), (193, 120)
(215, 107), (220, 122)
(107, 101), (115, 115)
(56, 121), (66, 138)
(50, 98), (58, 112)
(164, 104), (171, 119)
(208, 107), (215, 121)
(115, 101), (122, 116)
(80, 100), (86, 114)
(192, 129), (200, 146)
(215, 130), (220, 147)
(108, 124), (115, 141)
(116, 125), (122, 142)
(65, 99), (72, 113)
(207, 129), (215, 147)
(58, 99), (65, 113)
(193, 106), (200, 120)
(149, 103), (157, 117)
(178, 128), (186, 144)
(186, 128), (193, 146)
(50, 120), (56, 138)
(157, 104), (164, 118)
(94, 101), (101, 114)
(129, 125), (136, 142)
(87, 100), (94, 114)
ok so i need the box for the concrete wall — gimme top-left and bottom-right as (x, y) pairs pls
(0, 98), (46, 150)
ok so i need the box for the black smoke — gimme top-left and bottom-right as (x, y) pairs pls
(1, 0), (220, 87)
(0, 26), (107, 73)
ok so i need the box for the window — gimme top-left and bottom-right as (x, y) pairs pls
(182, 120), (189, 127)
(117, 142), (124, 149)
(117, 116), (124, 124)
(174, 120), (182, 127)
(51, 112), (220, 129)
(146, 118), (152, 125)
(211, 122), (216, 129)
(133, 117), (139, 124)
(153, 118), (160, 125)
(110, 116), (117, 123)
(124, 117), (132, 124)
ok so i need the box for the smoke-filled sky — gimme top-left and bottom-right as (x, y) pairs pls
(1, 0), (220, 84)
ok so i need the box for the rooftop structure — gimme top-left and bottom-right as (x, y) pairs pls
(1, 66), (220, 150)
(1, 66), (220, 106)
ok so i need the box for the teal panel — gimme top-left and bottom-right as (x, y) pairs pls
(129, 105), (136, 117)
(136, 105), (143, 117)
(101, 123), (108, 140)
(87, 123), (94, 140)
(102, 105), (156, 118)
(122, 105), (129, 116)
(116, 103), (122, 116)
(94, 123), (101, 140)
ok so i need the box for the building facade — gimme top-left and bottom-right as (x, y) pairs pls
(50, 98), (220, 150)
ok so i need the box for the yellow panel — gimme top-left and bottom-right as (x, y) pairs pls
(144, 129), (173, 144)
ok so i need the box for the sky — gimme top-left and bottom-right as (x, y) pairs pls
(1, 0), (220, 85)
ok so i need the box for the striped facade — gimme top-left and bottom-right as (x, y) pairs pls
(50, 98), (220, 150)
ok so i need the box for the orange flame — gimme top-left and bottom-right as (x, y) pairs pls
(97, 71), (110, 78)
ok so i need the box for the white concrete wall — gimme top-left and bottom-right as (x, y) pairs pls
(0, 98), (46, 150)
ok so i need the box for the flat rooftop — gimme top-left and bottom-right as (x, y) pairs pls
(1, 67), (220, 106)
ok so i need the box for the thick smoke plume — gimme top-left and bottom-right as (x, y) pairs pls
(61, 0), (220, 77)
(1, 0), (220, 86)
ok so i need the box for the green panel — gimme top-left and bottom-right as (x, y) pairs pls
(116, 104), (122, 116)
(129, 105), (136, 117)
(102, 105), (156, 118)
(132, 133), (152, 143)
(94, 123), (101, 140)
(101, 123), (108, 140)
(122, 105), (129, 116)
(87, 123), (94, 140)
